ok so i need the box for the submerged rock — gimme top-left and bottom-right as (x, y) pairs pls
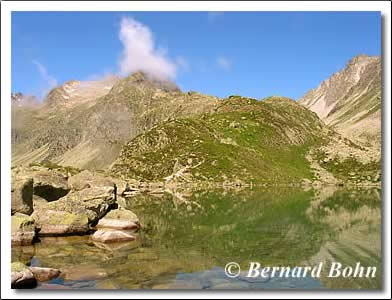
(29, 267), (61, 282)
(60, 265), (108, 281)
(11, 213), (36, 246)
(91, 229), (136, 243)
(11, 262), (37, 289)
(96, 209), (140, 230)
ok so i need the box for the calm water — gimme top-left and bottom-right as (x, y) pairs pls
(12, 186), (382, 289)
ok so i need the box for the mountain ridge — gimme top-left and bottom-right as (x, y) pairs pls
(299, 54), (381, 149)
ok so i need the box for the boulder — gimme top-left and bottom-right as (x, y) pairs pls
(91, 229), (136, 243)
(29, 267), (61, 282)
(96, 209), (140, 230)
(31, 209), (90, 236)
(68, 170), (114, 191)
(11, 174), (33, 215)
(11, 213), (36, 246)
(11, 262), (37, 289)
(56, 186), (117, 223)
(31, 186), (116, 236)
(32, 195), (48, 210)
(32, 169), (70, 201)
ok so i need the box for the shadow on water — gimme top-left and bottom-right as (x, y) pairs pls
(12, 186), (381, 289)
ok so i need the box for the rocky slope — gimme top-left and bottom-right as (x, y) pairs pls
(11, 72), (219, 169)
(299, 55), (381, 149)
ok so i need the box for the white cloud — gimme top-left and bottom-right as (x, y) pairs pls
(32, 60), (58, 98)
(216, 56), (232, 71)
(118, 17), (177, 80)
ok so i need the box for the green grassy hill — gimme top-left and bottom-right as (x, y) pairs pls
(110, 96), (329, 183)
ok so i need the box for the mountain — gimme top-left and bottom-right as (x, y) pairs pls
(11, 72), (219, 169)
(12, 65), (381, 185)
(299, 55), (381, 149)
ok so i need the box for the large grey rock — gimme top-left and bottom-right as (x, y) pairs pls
(11, 213), (36, 246)
(96, 209), (140, 230)
(31, 209), (90, 236)
(11, 262), (37, 289)
(59, 186), (117, 223)
(11, 174), (33, 215)
(31, 186), (116, 236)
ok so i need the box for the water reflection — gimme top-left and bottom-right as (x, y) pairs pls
(12, 186), (381, 289)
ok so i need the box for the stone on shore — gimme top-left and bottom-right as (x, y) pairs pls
(31, 186), (116, 236)
(11, 174), (33, 215)
(96, 209), (140, 230)
(11, 213), (36, 246)
(31, 209), (90, 236)
(11, 262), (37, 289)
(57, 186), (117, 223)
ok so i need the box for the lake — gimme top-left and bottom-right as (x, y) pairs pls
(12, 186), (382, 289)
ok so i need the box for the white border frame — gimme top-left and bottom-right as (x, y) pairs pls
(1, 1), (391, 299)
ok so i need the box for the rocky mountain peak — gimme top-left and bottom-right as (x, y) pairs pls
(116, 71), (181, 93)
(299, 54), (381, 148)
(44, 76), (121, 109)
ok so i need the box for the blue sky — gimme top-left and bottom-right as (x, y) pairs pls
(11, 11), (381, 100)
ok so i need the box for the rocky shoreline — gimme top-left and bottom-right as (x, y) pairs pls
(11, 165), (144, 288)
